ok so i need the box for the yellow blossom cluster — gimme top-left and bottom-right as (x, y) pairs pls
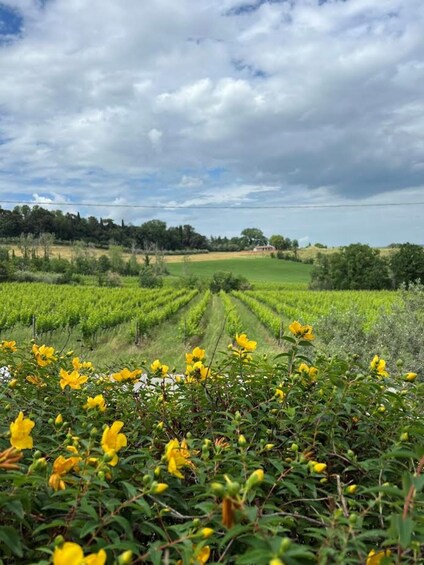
(185, 347), (210, 382)
(112, 367), (142, 382)
(370, 355), (389, 378)
(150, 359), (169, 376)
(32, 344), (57, 367)
(288, 321), (315, 341)
(165, 438), (196, 479)
(59, 368), (88, 390)
(0, 339), (17, 352)
(297, 362), (318, 382)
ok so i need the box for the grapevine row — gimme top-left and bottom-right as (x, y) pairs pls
(178, 290), (211, 339)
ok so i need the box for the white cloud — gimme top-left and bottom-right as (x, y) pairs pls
(0, 0), (423, 244)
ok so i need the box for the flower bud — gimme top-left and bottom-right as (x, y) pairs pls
(346, 484), (357, 494)
(245, 469), (264, 492)
(312, 463), (327, 474)
(400, 432), (409, 441)
(200, 527), (214, 538)
(280, 537), (291, 552)
(8, 379), (18, 388)
(238, 435), (247, 446)
(54, 414), (63, 426)
(143, 474), (152, 486)
(210, 482), (225, 496)
(54, 535), (65, 547)
(118, 550), (133, 564)
(227, 481), (240, 496)
(152, 483), (168, 494)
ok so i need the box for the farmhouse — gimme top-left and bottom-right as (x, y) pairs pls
(253, 245), (276, 252)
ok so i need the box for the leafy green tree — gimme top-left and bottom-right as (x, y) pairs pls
(310, 244), (391, 290)
(241, 228), (267, 247)
(390, 243), (424, 287)
(269, 235), (292, 250)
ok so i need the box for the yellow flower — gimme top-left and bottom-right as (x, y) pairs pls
(186, 361), (210, 381)
(112, 368), (142, 382)
(366, 549), (392, 565)
(101, 421), (127, 466)
(298, 363), (318, 381)
(165, 438), (195, 479)
(347, 484), (358, 494)
(0, 340), (17, 352)
(275, 388), (286, 401)
(84, 549), (107, 565)
(288, 321), (315, 341)
(10, 412), (35, 450)
(59, 369), (88, 390)
(186, 346), (206, 364)
(48, 455), (81, 491)
(370, 355), (389, 378)
(53, 542), (84, 565)
(200, 528), (214, 538)
(405, 372), (417, 382)
(55, 414), (63, 425)
(150, 359), (169, 375)
(269, 559), (284, 565)
(72, 357), (93, 371)
(153, 483), (168, 494)
(177, 545), (211, 565)
(312, 462), (327, 474)
(84, 395), (106, 412)
(235, 333), (257, 351)
(32, 344), (56, 367)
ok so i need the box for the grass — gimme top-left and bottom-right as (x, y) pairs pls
(167, 257), (313, 283)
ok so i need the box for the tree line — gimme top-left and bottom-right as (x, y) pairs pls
(0, 205), (300, 252)
(310, 243), (424, 290)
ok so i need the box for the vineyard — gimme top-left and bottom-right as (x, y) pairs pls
(0, 282), (400, 369)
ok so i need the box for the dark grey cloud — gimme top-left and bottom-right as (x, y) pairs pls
(0, 0), (423, 244)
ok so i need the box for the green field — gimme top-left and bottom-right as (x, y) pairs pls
(167, 257), (313, 283)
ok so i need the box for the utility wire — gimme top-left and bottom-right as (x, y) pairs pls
(0, 200), (424, 210)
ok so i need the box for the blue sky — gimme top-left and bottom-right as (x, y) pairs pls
(0, 0), (423, 245)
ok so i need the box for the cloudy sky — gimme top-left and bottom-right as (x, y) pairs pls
(0, 0), (423, 246)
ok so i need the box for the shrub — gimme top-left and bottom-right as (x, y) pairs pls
(139, 265), (163, 288)
(0, 327), (423, 563)
(209, 271), (251, 293)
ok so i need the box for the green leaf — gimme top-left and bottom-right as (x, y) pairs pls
(390, 514), (414, 549)
(0, 526), (24, 557)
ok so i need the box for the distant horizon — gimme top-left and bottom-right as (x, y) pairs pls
(0, 202), (422, 248)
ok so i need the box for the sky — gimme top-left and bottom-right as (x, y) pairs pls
(0, 0), (423, 246)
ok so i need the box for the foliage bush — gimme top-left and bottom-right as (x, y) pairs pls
(139, 266), (163, 289)
(310, 244), (391, 290)
(390, 244), (424, 287)
(0, 325), (423, 564)
(315, 282), (424, 374)
(209, 272), (251, 294)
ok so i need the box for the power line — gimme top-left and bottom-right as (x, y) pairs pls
(0, 199), (424, 210)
